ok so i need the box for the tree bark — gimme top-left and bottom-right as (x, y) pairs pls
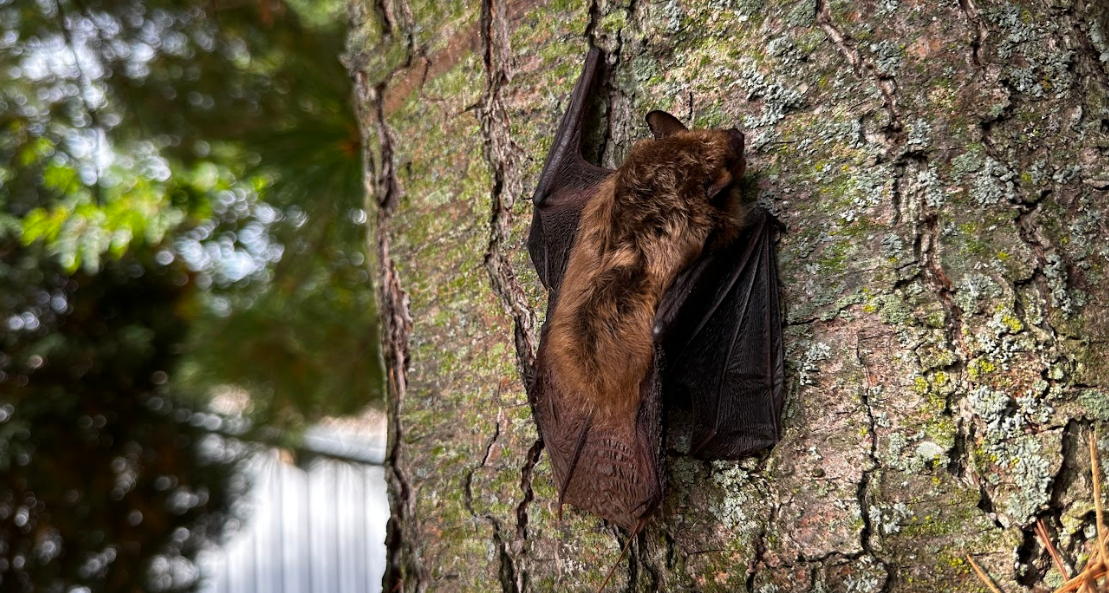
(346, 0), (1109, 590)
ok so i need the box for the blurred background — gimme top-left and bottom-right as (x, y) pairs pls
(0, 0), (387, 591)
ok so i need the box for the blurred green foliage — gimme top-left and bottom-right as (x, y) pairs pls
(1, 0), (382, 589)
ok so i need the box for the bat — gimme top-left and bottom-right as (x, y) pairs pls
(526, 48), (785, 535)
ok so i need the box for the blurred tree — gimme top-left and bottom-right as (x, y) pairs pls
(0, 247), (240, 592)
(1, 0), (381, 589)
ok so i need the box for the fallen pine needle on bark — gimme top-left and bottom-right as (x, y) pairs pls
(966, 554), (1003, 593)
(1037, 518), (1070, 579)
(969, 433), (1108, 593)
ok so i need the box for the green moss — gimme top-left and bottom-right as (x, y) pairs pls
(929, 370), (956, 395)
(924, 416), (957, 450)
(597, 10), (628, 36)
(817, 238), (851, 274)
(999, 312), (1023, 333)
(967, 358), (996, 381)
(878, 294), (912, 325)
(924, 310), (946, 328)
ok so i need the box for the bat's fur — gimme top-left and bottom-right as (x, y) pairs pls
(546, 127), (747, 424)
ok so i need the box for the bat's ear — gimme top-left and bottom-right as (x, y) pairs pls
(707, 128), (746, 199)
(646, 110), (688, 139)
(727, 127), (746, 179)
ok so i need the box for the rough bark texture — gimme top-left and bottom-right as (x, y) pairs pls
(345, 0), (1109, 590)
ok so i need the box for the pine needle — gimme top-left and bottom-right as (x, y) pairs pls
(1092, 434), (1108, 566)
(1037, 518), (1071, 579)
(967, 554), (1004, 593)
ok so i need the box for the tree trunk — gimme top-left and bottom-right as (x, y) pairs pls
(346, 0), (1109, 590)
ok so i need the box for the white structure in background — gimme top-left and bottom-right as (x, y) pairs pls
(198, 420), (388, 593)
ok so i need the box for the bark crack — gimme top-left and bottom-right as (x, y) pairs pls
(855, 335), (894, 592)
(1071, 0), (1109, 89)
(584, 0), (602, 47)
(957, 0), (988, 70)
(1009, 420), (1080, 585)
(917, 209), (965, 357)
(814, 0), (903, 139)
(475, 1), (541, 589)
(363, 81), (421, 592)
(514, 439), (544, 544)
(350, 5), (423, 588)
(463, 412), (521, 593)
(477, 0), (537, 380)
(746, 502), (777, 591)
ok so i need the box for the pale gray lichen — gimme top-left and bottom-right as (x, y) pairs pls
(710, 462), (752, 530)
(988, 5), (1074, 96)
(906, 119), (931, 150)
(968, 385), (1020, 441)
(874, 293), (911, 325)
(662, 0), (687, 33)
(1005, 436), (1053, 522)
(734, 0), (765, 18)
(799, 342), (832, 386)
(766, 35), (800, 62)
(886, 432), (907, 464)
(731, 63), (805, 128)
(874, 410), (891, 428)
(1066, 198), (1104, 263)
(1015, 392), (1053, 426)
(785, 0), (815, 26)
(840, 164), (891, 223)
(881, 233), (903, 255)
(1008, 66), (1043, 97)
(843, 555), (886, 593)
(1028, 159), (1049, 187)
(953, 273), (1003, 315)
(990, 4), (1041, 60)
(972, 157), (1019, 206)
(1052, 164), (1081, 184)
(1043, 253), (1073, 316)
(952, 147), (984, 178)
(913, 441), (949, 468)
(917, 167), (947, 209)
(1089, 20), (1109, 63)
(967, 308), (1036, 369)
(870, 40), (903, 77)
(1077, 389), (1109, 421)
(868, 501), (913, 535)
(968, 384), (1056, 524)
(1041, 50), (1075, 97)
(887, 431), (951, 474)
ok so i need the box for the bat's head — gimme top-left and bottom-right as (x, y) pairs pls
(643, 110), (746, 203)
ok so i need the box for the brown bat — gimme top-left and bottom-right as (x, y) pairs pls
(527, 48), (785, 534)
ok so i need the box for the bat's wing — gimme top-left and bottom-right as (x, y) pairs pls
(656, 207), (785, 459)
(527, 46), (613, 293)
(526, 49), (660, 531)
(530, 348), (665, 531)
